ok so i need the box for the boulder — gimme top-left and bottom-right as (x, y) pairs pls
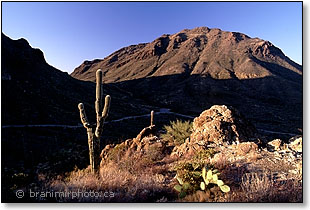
(267, 139), (282, 151)
(171, 105), (260, 158)
(190, 105), (258, 146)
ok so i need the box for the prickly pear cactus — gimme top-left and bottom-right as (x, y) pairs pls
(200, 167), (230, 193)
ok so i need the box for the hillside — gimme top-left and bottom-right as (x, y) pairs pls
(1, 33), (153, 125)
(71, 27), (302, 137)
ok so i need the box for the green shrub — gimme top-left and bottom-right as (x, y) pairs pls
(161, 119), (192, 145)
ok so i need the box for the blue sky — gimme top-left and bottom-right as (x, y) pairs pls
(2, 2), (302, 73)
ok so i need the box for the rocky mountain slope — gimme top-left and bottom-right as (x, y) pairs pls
(72, 27), (301, 82)
(1, 33), (153, 125)
(71, 27), (302, 137)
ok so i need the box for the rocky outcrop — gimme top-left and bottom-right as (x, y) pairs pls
(100, 125), (169, 171)
(210, 137), (302, 186)
(171, 105), (260, 157)
(267, 136), (302, 153)
(100, 135), (165, 163)
(289, 136), (302, 153)
(190, 105), (258, 145)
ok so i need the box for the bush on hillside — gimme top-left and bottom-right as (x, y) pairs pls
(160, 119), (193, 145)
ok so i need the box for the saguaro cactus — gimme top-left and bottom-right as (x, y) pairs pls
(78, 69), (111, 173)
(135, 110), (155, 141)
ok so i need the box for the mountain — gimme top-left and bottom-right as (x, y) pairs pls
(71, 27), (302, 136)
(71, 27), (301, 82)
(1, 33), (152, 125)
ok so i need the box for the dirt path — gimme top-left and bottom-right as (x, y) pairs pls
(1, 108), (194, 128)
(1, 110), (299, 137)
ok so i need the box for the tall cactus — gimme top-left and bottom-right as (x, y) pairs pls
(78, 69), (111, 173)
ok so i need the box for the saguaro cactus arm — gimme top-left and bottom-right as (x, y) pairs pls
(102, 95), (111, 119)
(78, 103), (91, 128)
(95, 95), (111, 138)
(150, 110), (154, 127)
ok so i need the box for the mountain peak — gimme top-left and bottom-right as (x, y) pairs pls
(71, 27), (301, 82)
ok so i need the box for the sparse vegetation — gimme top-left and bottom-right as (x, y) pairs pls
(161, 119), (192, 145)
(222, 170), (302, 202)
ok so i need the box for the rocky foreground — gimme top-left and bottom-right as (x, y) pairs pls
(80, 105), (301, 202)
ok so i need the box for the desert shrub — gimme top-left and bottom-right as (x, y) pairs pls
(221, 171), (302, 202)
(240, 171), (303, 202)
(161, 119), (192, 145)
(144, 143), (165, 162)
(106, 144), (128, 162)
(193, 149), (217, 161)
(241, 172), (273, 201)
(174, 148), (217, 182)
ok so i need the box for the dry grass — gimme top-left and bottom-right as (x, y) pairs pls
(44, 148), (302, 202)
(221, 171), (302, 202)
(37, 135), (302, 203)
(44, 148), (174, 202)
(240, 171), (274, 202)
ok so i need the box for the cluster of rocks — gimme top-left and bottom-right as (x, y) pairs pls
(171, 105), (302, 176)
(267, 136), (302, 175)
(267, 136), (302, 153)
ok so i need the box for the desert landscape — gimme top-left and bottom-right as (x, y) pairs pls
(1, 25), (302, 202)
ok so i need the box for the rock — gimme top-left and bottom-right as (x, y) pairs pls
(100, 126), (168, 169)
(170, 140), (195, 158)
(267, 139), (282, 151)
(190, 105), (258, 146)
(100, 144), (115, 158)
(235, 142), (258, 156)
(210, 142), (261, 168)
(289, 137), (302, 153)
(171, 105), (259, 158)
(134, 125), (156, 142)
